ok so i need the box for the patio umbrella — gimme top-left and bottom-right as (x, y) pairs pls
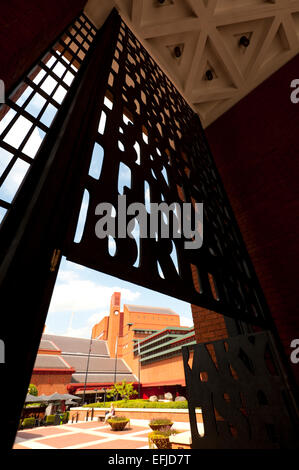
(61, 393), (82, 401)
(65, 399), (78, 406)
(24, 394), (38, 403)
(35, 394), (51, 402)
(46, 392), (68, 401)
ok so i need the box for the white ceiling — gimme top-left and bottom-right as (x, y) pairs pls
(85, 0), (299, 127)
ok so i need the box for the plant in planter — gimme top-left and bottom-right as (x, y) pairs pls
(107, 416), (130, 431)
(149, 418), (173, 432)
(45, 414), (56, 426)
(148, 431), (172, 449)
(22, 417), (36, 429)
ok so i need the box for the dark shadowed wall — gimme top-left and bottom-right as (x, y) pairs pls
(205, 54), (299, 386)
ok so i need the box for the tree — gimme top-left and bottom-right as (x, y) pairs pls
(28, 384), (38, 396)
(106, 381), (138, 401)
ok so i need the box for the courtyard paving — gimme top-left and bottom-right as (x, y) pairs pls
(13, 418), (190, 450)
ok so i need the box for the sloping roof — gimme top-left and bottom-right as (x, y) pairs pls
(71, 372), (137, 384)
(39, 339), (60, 351)
(34, 354), (73, 370)
(61, 355), (131, 374)
(124, 304), (178, 315)
(42, 334), (109, 356)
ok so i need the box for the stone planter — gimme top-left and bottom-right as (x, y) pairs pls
(148, 431), (172, 449)
(107, 417), (130, 431)
(149, 419), (173, 433)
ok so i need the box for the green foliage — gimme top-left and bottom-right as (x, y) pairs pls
(148, 431), (172, 449)
(45, 414), (56, 425)
(61, 411), (69, 423)
(84, 399), (188, 409)
(28, 384), (38, 396)
(106, 381), (138, 401)
(149, 418), (173, 425)
(107, 416), (130, 431)
(108, 416), (129, 422)
(25, 403), (46, 408)
(22, 417), (36, 428)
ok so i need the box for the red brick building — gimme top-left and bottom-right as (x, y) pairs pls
(30, 292), (196, 400)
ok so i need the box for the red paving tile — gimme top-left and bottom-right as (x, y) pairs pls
(16, 431), (44, 440)
(19, 427), (73, 437)
(97, 426), (148, 435)
(67, 421), (104, 429)
(82, 439), (147, 450)
(13, 421), (151, 450)
(37, 432), (106, 448)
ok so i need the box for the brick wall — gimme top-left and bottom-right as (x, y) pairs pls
(0, 0), (86, 94)
(31, 371), (73, 395)
(69, 407), (202, 424)
(205, 53), (299, 386)
(191, 304), (228, 344)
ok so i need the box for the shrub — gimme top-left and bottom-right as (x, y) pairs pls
(106, 381), (138, 401)
(107, 416), (130, 431)
(149, 418), (173, 425)
(149, 418), (173, 432)
(22, 417), (36, 429)
(45, 414), (56, 425)
(28, 384), (38, 396)
(84, 399), (188, 409)
(58, 412), (69, 424)
(148, 431), (172, 449)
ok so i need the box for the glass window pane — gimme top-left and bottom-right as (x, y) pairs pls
(32, 69), (47, 85)
(15, 86), (34, 107)
(22, 127), (46, 159)
(40, 76), (58, 95)
(25, 93), (47, 118)
(40, 103), (58, 127)
(53, 86), (67, 104)
(3, 116), (33, 149)
(63, 71), (75, 86)
(0, 207), (7, 224)
(0, 159), (30, 203)
(0, 147), (14, 178)
(0, 107), (17, 136)
(44, 55), (56, 69)
(52, 62), (67, 78)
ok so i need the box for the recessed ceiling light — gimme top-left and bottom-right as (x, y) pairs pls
(239, 35), (250, 47)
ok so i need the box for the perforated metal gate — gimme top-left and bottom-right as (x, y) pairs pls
(1, 8), (297, 449)
(183, 331), (299, 449)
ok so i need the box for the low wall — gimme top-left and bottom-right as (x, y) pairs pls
(69, 407), (202, 424)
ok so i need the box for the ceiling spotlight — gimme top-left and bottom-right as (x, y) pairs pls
(174, 46), (181, 58)
(205, 70), (213, 81)
(239, 35), (250, 47)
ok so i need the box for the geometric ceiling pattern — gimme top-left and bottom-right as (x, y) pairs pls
(85, 0), (299, 127)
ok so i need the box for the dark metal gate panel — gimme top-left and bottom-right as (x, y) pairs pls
(182, 331), (299, 449)
(64, 12), (270, 327)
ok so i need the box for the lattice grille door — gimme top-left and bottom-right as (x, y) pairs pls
(64, 11), (270, 327)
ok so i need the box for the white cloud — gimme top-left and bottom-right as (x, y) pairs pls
(63, 312), (107, 338)
(179, 315), (194, 328)
(48, 268), (140, 314)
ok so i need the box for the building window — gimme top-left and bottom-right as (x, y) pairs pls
(0, 14), (96, 225)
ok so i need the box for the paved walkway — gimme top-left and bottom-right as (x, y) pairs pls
(13, 419), (190, 450)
